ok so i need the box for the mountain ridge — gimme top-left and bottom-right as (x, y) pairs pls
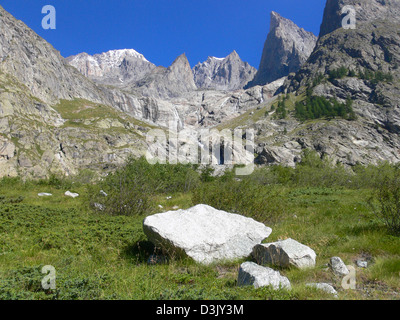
(2, 1), (400, 178)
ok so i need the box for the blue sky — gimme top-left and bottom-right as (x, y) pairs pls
(1, 0), (326, 68)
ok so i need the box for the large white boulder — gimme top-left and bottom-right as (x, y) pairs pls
(237, 262), (291, 290)
(143, 204), (272, 265)
(252, 238), (316, 269)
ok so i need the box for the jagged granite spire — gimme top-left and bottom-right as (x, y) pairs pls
(192, 51), (257, 91)
(246, 11), (317, 88)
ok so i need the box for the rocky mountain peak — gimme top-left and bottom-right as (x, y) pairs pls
(66, 49), (155, 86)
(270, 11), (289, 29)
(169, 53), (192, 72)
(227, 50), (239, 59)
(320, 0), (400, 37)
(193, 51), (257, 91)
(246, 11), (317, 88)
(128, 52), (197, 99)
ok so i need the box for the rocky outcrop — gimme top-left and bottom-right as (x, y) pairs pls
(246, 11), (317, 88)
(252, 239), (317, 269)
(237, 262), (291, 290)
(66, 49), (156, 87)
(143, 204), (272, 265)
(174, 77), (285, 128)
(193, 51), (257, 91)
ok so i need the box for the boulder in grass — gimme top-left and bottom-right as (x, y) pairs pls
(237, 262), (291, 290)
(329, 257), (350, 276)
(143, 204), (272, 265)
(65, 191), (79, 198)
(252, 238), (316, 269)
(38, 193), (52, 197)
(356, 260), (368, 269)
(306, 283), (338, 298)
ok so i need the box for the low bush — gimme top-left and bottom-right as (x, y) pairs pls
(192, 171), (283, 223)
(89, 157), (200, 216)
(369, 171), (400, 235)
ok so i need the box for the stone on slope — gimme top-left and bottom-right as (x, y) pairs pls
(143, 204), (272, 265)
(252, 238), (316, 269)
(329, 257), (350, 276)
(306, 283), (338, 298)
(237, 262), (291, 290)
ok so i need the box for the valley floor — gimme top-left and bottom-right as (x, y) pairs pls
(0, 161), (400, 300)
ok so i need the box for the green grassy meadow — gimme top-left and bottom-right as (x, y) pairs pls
(0, 155), (400, 300)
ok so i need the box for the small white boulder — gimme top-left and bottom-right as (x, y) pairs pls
(238, 262), (291, 290)
(38, 193), (52, 197)
(65, 191), (79, 198)
(329, 257), (350, 276)
(253, 238), (316, 269)
(307, 283), (338, 298)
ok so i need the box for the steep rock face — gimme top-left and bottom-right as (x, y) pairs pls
(66, 49), (156, 87)
(192, 51), (257, 91)
(260, 0), (400, 167)
(0, 6), (109, 106)
(246, 11), (317, 88)
(319, 0), (400, 37)
(175, 77), (285, 128)
(284, 0), (400, 132)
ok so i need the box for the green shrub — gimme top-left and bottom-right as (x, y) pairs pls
(369, 172), (400, 235)
(0, 266), (115, 300)
(351, 162), (398, 189)
(90, 157), (200, 216)
(200, 166), (216, 183)
(192, 172), (282, 223)
(358, 69), (393, 84)
(328, 67), (349, 81)
(312, 73), (326, 87)
(273, 95), (289, 120)
(248, 166), (295, 186)
(295, 92), (356, 121)
(293, 150), (351, 188)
